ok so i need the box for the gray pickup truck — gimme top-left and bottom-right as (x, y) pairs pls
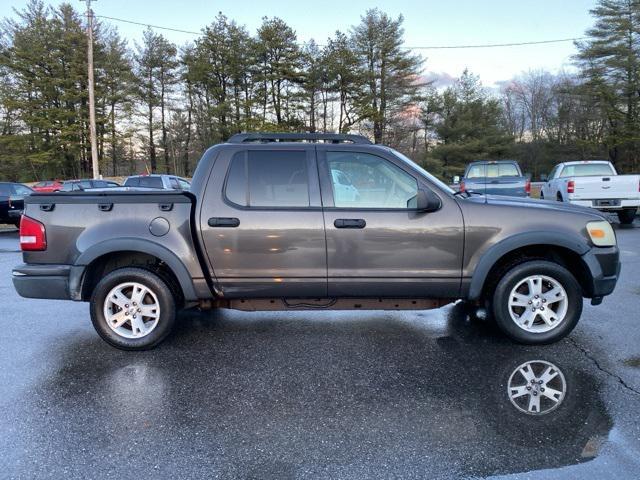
(13, 133), (620, 350)
(460, 160), (530, 197)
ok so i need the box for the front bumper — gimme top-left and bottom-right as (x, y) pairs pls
(12, 264), (83, 300)
(581, 246), (621, 302)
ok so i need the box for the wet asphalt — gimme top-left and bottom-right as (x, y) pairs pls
(0, 221), (639, 479)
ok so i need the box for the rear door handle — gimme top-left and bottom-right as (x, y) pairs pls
(208, 217), (240, 228)
(334, 218), (366, 229)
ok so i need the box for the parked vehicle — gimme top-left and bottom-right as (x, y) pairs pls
(457, 160), (530, 197)
(31, 180), (63, 193)
(123, 174), (191, 191)
(540, 160), (640, 224)
(59, 179), (120, 192)
(13, 133), (620, 350)
(0, 182), (33, 227)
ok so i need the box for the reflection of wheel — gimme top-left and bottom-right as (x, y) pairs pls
(487, 353), (611, 460)
(539, 191), (544, 200)
(493, 261), (582, 344)
(90, 267), (176, 350)
(508, 360), (566, 415)
(617, 208), (636, 225)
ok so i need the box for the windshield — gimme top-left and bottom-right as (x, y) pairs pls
(560, 163), (615, 177)
(466, 163), (520, 178)
(387, 148), (455, 194)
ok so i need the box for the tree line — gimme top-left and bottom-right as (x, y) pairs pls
(0, 0), (639, 182)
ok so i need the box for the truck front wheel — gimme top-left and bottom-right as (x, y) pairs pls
(90, 267), (176, 350)
(492, 261), (582, 344)
(617, 208), (637, 225)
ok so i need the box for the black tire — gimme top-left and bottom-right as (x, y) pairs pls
(617, 208), (636, 225)
(492, 260), (582, 345)
(556, 193), (563, 202)
(539, 191), (544, 200)
(90, 267), (176, 350)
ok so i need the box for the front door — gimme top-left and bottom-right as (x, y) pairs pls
(199, 145), (327, 298)
(318, 147), (464, 298)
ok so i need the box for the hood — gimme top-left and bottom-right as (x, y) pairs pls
(463, 194), (606, 219)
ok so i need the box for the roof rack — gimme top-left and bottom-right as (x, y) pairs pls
(227, 132), (372, 145)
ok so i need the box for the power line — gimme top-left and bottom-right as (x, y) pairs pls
(95, 14), (587, 50)
(95, 14), (201, 35)
(406, 37), (588, 49)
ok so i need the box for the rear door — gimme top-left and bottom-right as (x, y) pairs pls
(318, 146), (464, 298)
(198, 144), (327, 298)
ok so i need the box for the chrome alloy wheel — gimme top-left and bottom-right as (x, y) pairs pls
(508, 360), (566, 415)
(508, 275), (568, 333)
(103, 282), (161, 339)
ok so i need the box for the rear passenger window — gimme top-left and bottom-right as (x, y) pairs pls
(225, 150), (309, 208)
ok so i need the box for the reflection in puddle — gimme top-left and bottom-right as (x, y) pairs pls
(508, 359), (566, 414)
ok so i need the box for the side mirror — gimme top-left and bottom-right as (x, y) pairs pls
(540, 173), (548, 181)
(411, 188), (442, 212)
(452, 175), (460, 185)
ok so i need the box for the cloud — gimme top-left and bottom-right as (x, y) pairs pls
(420, 71), (457, 89)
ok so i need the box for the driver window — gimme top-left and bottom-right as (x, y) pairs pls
(327, 152), (418, 208)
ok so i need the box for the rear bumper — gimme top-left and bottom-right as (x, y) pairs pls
(581, 246), (620, 300)
(12, 264), (79, 300)
(569, 199), (640, 211)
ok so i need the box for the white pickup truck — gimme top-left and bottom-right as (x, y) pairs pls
(540, 160), (640, 224)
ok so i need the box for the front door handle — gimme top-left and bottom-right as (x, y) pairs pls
(334, 218), (366, 229)
(208, 217), (240, 228)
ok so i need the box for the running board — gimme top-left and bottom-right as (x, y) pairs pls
(201, 298), (451, 311)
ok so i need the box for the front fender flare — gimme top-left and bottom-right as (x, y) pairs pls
(467, 231), (590, 300)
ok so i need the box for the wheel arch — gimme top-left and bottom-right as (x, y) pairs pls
(468, 232), (591, 301)
(72, 238), (198, 303)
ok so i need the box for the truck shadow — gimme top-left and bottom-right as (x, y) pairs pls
(5, 302), (614, 479)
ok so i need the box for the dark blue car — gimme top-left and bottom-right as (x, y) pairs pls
(459, 160), (530, 197)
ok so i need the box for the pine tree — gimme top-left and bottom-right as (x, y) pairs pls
(576, 0), (640, 170)
(351, 9), (423, 143)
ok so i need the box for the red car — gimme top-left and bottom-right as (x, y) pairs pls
(31, 180), (63, 193)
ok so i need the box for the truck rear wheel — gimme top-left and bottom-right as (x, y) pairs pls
(90, 267), (176, 350)
(492, 261), (582, 344)
(617, 208), (636, 225)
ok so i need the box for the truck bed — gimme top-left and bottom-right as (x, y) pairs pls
(19, 191), (211, 302)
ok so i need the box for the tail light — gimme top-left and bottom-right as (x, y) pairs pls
(567, 180), (575, 194)
(525, 179), (531, 196)
(19, 215), (47, 251)
(459, 181), (465, 193)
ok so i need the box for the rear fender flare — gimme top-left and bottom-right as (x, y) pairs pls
(73, 238), (198, 301)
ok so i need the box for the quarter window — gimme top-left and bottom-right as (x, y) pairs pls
(327, 152), (418, 209)
(225, 150), (310, 208)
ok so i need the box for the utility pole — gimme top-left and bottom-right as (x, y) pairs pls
(83, 0), (99, 179)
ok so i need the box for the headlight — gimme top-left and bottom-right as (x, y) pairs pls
(586, 221), (616, 247)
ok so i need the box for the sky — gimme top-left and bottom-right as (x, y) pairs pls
(1, 0), (598, 87)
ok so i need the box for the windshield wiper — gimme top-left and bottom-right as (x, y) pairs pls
(453, 190), (484, 197)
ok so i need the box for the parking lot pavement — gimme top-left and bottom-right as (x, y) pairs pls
(1, 223), (640, 480)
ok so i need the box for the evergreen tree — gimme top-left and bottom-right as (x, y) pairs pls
(576, 0), (640, 171)
(351, 9), (423, 143)
(429, 70), (513, 178)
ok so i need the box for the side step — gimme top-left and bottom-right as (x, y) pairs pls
(201, 298), (451, 312)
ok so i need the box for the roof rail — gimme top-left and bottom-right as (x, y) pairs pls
(227, 132), (372, 145)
